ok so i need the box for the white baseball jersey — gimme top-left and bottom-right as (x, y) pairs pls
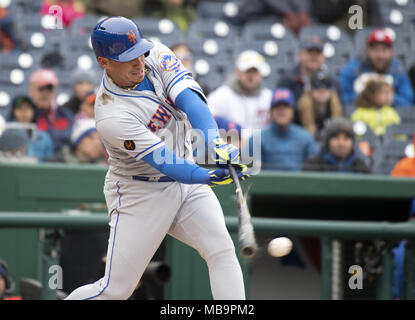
(94, 41), (206, 178)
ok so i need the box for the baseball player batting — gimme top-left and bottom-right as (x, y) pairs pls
(65, 16), (249, 300)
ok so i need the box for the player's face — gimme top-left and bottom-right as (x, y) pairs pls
(99, 55), (146, 87)
(329, 133), (353, 159)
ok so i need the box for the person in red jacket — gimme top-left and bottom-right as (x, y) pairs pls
(28, 68), (74, 153)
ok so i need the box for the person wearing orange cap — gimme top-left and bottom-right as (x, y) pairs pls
(339, 29), (414, 107)
(28, 68), (74, 153)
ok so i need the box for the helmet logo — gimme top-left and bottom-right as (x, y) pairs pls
(126, 29), (137, 44)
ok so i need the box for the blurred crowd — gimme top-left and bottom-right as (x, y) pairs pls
(0, 0), (414, 177)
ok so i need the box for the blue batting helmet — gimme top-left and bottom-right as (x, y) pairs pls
(91, 16), (154, 62)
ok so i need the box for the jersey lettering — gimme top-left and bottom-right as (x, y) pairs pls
(147, 105), (172, 132)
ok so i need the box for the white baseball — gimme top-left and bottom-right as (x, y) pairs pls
(268, 237), (293, 257)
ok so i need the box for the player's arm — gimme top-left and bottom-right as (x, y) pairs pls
(96, 115), (246, 186)
(174, 88), (246, 170)
(175, 87), (220, 145)
(141, 145), (247, 186)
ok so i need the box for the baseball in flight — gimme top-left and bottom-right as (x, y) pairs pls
(268, 237), (293, 257)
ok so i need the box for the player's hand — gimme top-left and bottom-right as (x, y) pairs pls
(209, 138), (245, 171)
(207, 167), (250, 187)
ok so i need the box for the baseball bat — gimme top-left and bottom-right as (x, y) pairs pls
(228, 165), (258, 258)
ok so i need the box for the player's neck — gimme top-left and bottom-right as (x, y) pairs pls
(106, 71), (140, 90)
(106, 67), (150, 90)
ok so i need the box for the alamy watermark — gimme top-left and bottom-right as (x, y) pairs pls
(348, 265), (364, 290)
(48, 265), (63, 290)
(348, 5), (363, 30)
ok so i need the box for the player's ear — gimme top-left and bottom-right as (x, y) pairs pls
(97, 56), (109, 69)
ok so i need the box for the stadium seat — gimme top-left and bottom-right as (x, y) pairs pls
(396, 106), (415, 123)
(196, 1), (241, 24)
(372, 140), (411, 174)
(241, 19), (295, 43)
(186, 36), (235, 62)
(299, 24), (352, 42)
(193, 56), (233, 81)
(232, 38), (298, 67)
(70, 15), (105, 36)
(6, 0), (43, 14)
(14, 12), (46, 33)
(343, 105), (356, 118)
(64, 52), (97, 72)
(384, 123), (415, 144)
(187, 18), (239, 42)
(132, 17), (184, 44)
(66, 34), (94, 55)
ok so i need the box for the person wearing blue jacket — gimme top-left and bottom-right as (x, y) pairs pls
(248, 88), (319, 171)
(339, 29), (414, 107)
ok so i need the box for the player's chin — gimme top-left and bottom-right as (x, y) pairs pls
(130, 71), (145, 83)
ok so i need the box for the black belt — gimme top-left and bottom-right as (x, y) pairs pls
(132, 175), (175, 182)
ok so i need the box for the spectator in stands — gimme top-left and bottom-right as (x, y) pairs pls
(247, 88), (318, 171)
(81, 0), (150, 18)
(0, 259), (9, 299)
(0, 259), (21, 300)
(74, 91), (95, 122)
(170, 42), (209, 95)
(278, 35), (335, 102)
(351, 80), (401, 136)
(339, 29), (414, 107)
(63, 69), (96, 115)
(28, 68), (74, 153)
(297, 70), (343, 141)
(8, 96), (54, 161)
(40, 0), (85, 28)
(303, 117), (371, 173)
(151, 0), (196, 32)
(409, 64), (415, 95)
(390, 134), (415, 299)
(0, 6), (22, 53)
(48, 118), (106, 164)
(391, 134), (415, 177)
(238, 0), (312, 34)
(0, 129), (29, 157)
(207, 50), (272, 135)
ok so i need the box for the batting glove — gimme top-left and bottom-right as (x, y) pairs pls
(207, 167), (250, 187)
(209, 138), (245, 170)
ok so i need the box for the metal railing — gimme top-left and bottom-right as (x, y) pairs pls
(1, 211), (414, 300)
